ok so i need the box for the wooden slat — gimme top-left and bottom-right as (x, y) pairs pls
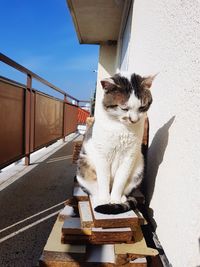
(58, 205), (76, 221)
(73, 186), (89, 201)
(78, 201), (94, 228)
(40, 251), (85, 267)
(115, 226), (158, 257)
(134, 209), (145, 225)
(43, 218), (86, 254)
(62, 224), (134, 245)
(117, 256), (147, 267)
(130, 257), (147, 264)
(40, 252), (147, 267)
(91, 227), (133, 243)
(62, 217), (92, 236)
(72, 141), (83, 163)
(90, 196), (139, 228)
(116, 254), (147, 267)
(61, 234), (90, 244)
(86, 244), (115, 264)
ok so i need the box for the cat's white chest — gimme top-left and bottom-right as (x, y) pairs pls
(93, 119), (142, 154)
(117, 133), (135, 149)
(93, 129), (138, 163)
(108, 133), (135, 178)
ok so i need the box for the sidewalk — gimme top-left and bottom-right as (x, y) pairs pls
(0, 135), (81, 267)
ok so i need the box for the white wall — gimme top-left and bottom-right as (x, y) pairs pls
(95, 44), (117, 117)
(126, 1), (200, 266)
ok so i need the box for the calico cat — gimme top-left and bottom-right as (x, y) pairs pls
(77, 73), (155, 214)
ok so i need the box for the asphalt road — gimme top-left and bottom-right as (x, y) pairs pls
(0, 140), (76, 267)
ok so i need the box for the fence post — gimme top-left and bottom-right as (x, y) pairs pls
(62, 94), (67, 142)
(77, 101), (80, 130)
(25, 74), (32, 165)
(30, 90), (35, 153)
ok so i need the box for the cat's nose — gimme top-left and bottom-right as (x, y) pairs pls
(129, 116), (139, 123)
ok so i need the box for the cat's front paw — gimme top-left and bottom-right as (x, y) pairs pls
(110, 197), (121, 204)
(110, 194), (127, 204)
(96, 195), (111, 206)
(121, 195), (127, 203)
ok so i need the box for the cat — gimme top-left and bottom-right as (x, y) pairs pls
(76, 72), (155, 214)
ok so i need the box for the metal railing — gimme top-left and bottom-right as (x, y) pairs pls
(0, 53), (90, 169)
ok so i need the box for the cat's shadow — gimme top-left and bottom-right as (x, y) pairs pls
(142, 116), (175, 228)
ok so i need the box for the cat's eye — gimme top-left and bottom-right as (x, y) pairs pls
(139, 106), (146, 112)
(107, 105), (118, 109)
(121, 107), (129, 111)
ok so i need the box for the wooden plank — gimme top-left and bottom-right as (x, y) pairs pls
(134, 209), (145, 225)
(40, 252), (147, 267)
(40, 246), (115, 267)
(73, 186), (89, 201)
(115, 226), (158, 257)
(72, 140), (83, 163)
(43, 218), (86, 254)
(62, 236), (132, 245)
(130, 258), (147, 267)
(78, 201), (94, 228)
(91, 227), (133, 243)
(62, 217), (92, 235)
(86, 245), (115, 264)
(116, 254), (147, 267)
(90, 196), (139, 228)
(62, 227), (133, 245)
(40, 251), (84, 267)
(58, 205), (76, 221)
(61, 234), (90, 244)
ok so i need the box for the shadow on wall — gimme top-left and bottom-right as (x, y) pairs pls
(143, 116), (176, 208)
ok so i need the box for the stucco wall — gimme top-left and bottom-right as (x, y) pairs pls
(95, 44), (117, 117)
(126, 1), (200, 266)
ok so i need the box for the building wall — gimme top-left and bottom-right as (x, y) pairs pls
(125, 1), (200, 266)
(95, 44), (117, 117)
(94, 1), (200, 266)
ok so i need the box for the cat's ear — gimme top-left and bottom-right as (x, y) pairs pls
(101, 78), (117, 91)
(141, 74), (157, 89)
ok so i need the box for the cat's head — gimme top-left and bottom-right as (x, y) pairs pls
(100, 73), (155, 124)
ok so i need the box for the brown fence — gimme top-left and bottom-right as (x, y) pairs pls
(0, 53), (90, 169)
(64, 103), (78, 136)
(78, 107), (90, 125)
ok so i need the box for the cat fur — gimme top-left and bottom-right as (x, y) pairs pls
(76, 73), (155, 214)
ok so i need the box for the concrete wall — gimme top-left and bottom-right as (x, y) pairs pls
(94, 1), (200, 265)
(95, 44), (117, 117)
(126, 1), (200, 266)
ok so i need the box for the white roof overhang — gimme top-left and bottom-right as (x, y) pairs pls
(67, 0), (131, 44)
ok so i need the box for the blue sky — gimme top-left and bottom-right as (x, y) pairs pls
(0, 0), (99, 100)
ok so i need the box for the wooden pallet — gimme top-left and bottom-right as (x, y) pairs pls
(39, 185), (158, 267)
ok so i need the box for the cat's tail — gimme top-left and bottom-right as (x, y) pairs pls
(94, 196), (138, 214)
